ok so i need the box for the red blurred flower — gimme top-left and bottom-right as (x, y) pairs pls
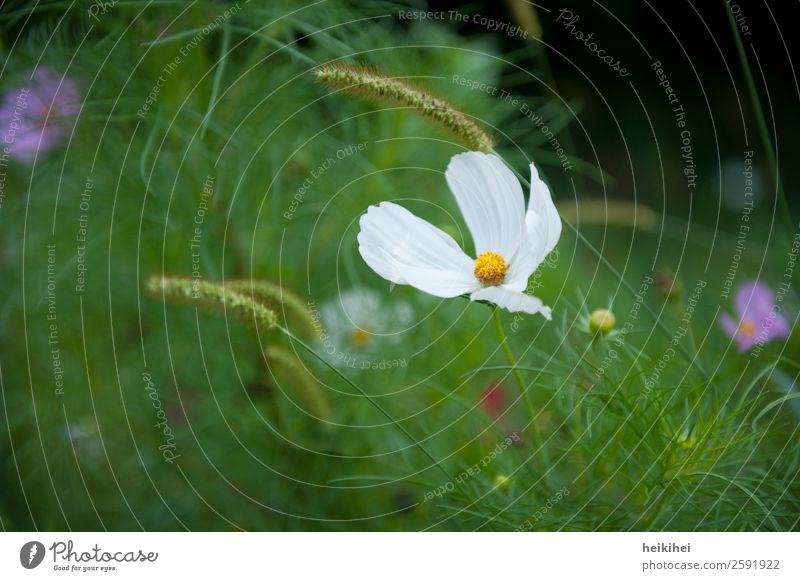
(479, 381), (505, 419)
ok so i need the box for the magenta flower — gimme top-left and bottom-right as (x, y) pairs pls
(719, 281), (790, 352)
(0, 67), (79, 162)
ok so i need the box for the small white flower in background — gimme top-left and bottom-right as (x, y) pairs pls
(320, 287), (413, 366)
(357, 152), (561, 318)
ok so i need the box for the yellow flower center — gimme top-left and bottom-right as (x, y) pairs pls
(350, 328), (371, 347)
(474, 251), (509, 286)
(739, 321), (756, 337)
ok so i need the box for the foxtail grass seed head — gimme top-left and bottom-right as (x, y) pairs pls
(226, 279), (316, 336)
(146, 276), (278, 330)
(313, 62), (495, 152)
(589, 308), (616, 335)
(555, 199), (657, 232)
(266, 346), (333, 422)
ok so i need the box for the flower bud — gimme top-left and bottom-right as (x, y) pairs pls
(493, 474), (510, 491)
(655, 271), (683, 302)
(589, 309), (616, 334)
(676, 425), (697, 449)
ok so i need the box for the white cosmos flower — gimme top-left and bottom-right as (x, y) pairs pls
(357, 152), (561, 319)
(320, 287), (413, 367)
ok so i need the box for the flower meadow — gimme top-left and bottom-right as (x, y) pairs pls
(0, 0), (799, 534)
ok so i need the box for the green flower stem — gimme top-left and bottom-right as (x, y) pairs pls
(725, 0), (793, 234)
(491, 308), (547, 459)
(508, 165), (708, 381)
(275, 325), (457, 487)
(641, 484), (671, 530)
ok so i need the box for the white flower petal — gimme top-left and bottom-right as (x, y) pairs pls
(358, 202), (478, 298)
(503, 229), (541, 292)
(445, 152), (525, 259)
(525, 161), (562, 263)
(470, 286), (552, 319)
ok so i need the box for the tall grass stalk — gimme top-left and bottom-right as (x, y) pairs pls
(724, 0), (793, 233)
(492, 308), (550, 468)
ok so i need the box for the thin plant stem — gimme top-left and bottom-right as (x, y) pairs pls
(641, 484), (670, 531)
(201, 20), (232, 140)
(491, 308), (547, 460)
(569, 224), (707, 380)
(275, 325), (456, 486)
(493, 308), (534, 417)
(725, 1), (793, 233)
(507, 166), (709, 380)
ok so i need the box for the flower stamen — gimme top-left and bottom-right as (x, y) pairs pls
(350, 328), (371, 347)
(474, 251), (509, 286)
(739, 321), (756, 337)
